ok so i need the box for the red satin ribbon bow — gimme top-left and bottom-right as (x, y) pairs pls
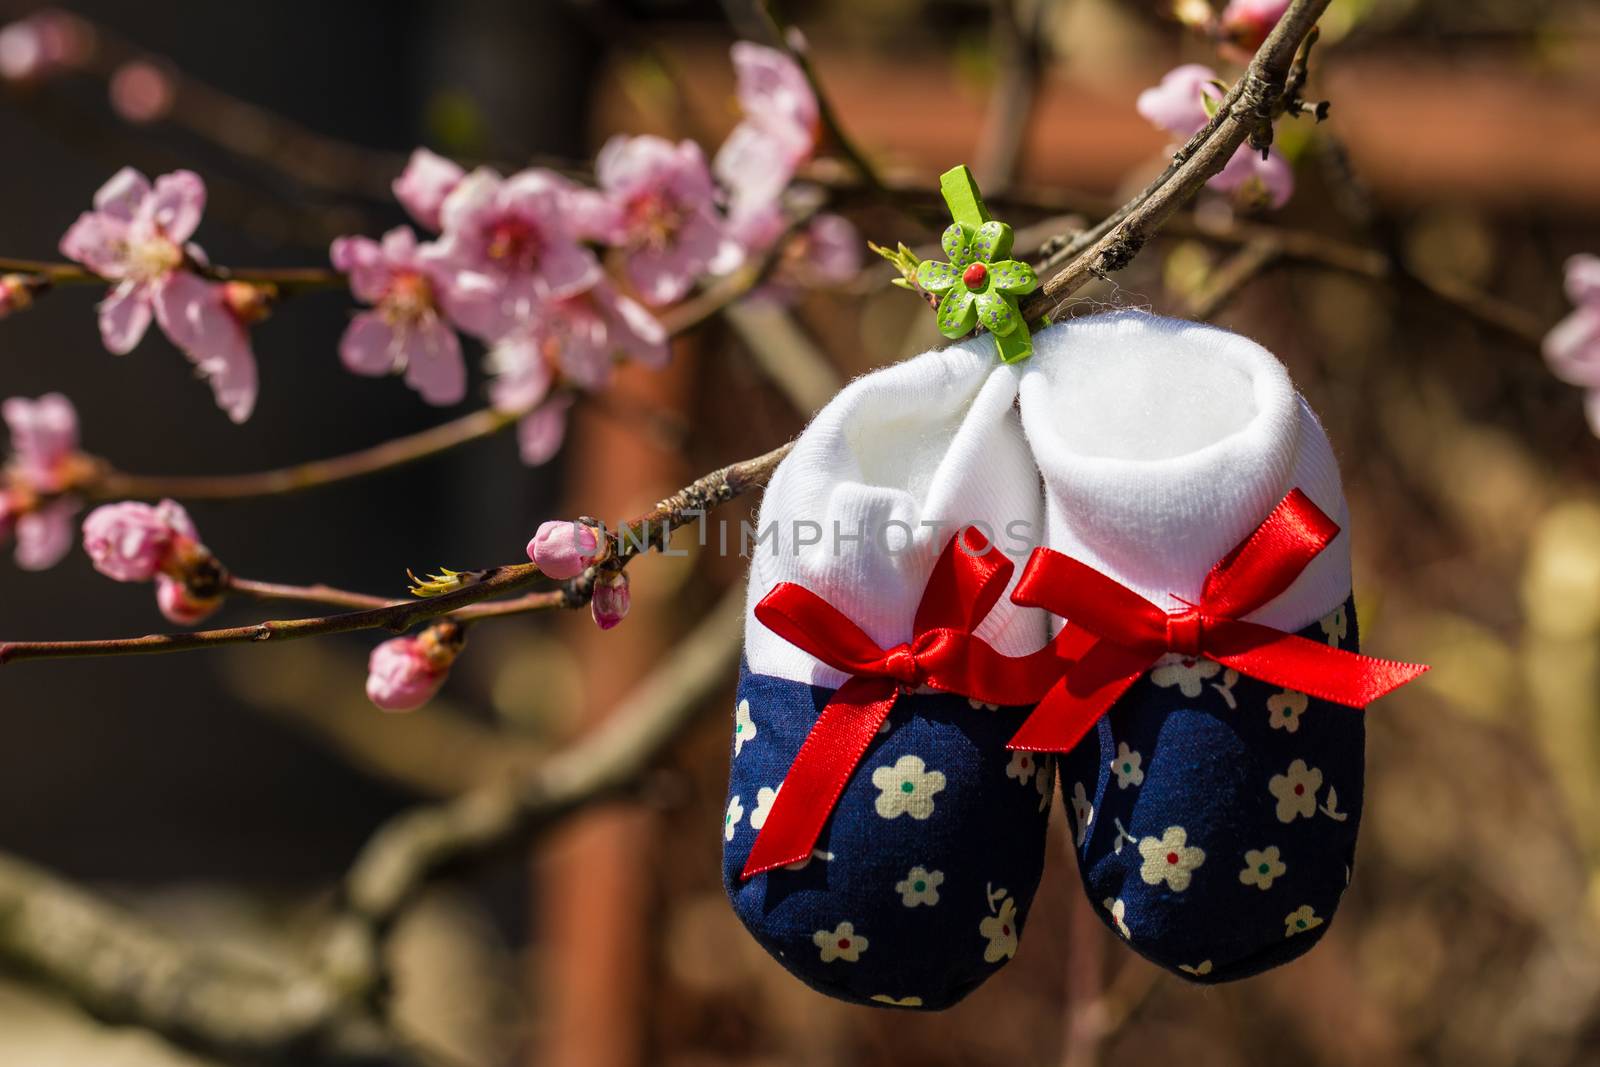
(740, 527), (1063, 879)
(1006, 488), (1428, 754)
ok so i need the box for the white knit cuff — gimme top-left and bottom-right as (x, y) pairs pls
(1019, 311), (1351, 634)
(745, 338), (1050, 687)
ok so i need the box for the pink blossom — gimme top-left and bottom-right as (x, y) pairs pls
(715, 44), (820, 261)
(3, 393), (78, 493)
(431, 166), (600, 337)
(0, 393), (82, 570)
(553, 281), (672, 390)
(331, 227), (467, 405)
(155, 573), (220, 626)
(485, 282), (667, 412)
(366, 634), (452, 712)
(591, 570), (630, 631)
(1136, 66), (1294, 209)
(1564, 253), (1600, 307)
(528, 520), (601, 579)
(754, 213), (863, 303)
(550, 173), (625, 245)
(81, 498), (199, 582)
(732, 42), (819, 150)
(393, 148), (465, 233)
(802, 214), (863, 286)
(1545, 255), (1600, 436)
(1545, 257), (1600, 389)
(158, 272), (260, 422)
(1136, 64), (1216, 136)
(596, 136), (735, 306)
(60, 168), (259, 421)
(1210, 143), (1295, 210)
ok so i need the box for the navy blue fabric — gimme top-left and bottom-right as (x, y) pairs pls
(723, 663), (1053, 1010)
(1057, 597), (1363, 982)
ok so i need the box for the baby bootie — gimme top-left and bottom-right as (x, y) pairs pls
(723, 338), (1059, 1010)
(1006, 312), (1424, 982)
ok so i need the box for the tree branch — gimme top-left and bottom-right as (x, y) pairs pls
(0, 442), (791, 666)
(0, 851), (429, 1066)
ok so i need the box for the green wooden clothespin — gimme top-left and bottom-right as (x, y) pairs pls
(914, 165), (1039, 364)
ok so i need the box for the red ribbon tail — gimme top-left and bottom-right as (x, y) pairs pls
(1208, 620), (1430, 708)
(740, 676), (899, 879)
(1004, 634), (1148, 752)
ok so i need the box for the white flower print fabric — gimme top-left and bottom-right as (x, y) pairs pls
(1055, 596), (1365, 984)
(725, 670), (1053, 1010)
(724, 336), (1053, 1012)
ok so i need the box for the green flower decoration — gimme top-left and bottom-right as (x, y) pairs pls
(914, 220), (1038, 341)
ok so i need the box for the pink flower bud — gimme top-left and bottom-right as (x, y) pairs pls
(81, 498), (198, 582)
(1218, 0), (1291, 55)
(365, 623), (463, 712)
(156, 573), (220, 626)
(0, 274), (36, 319)
(591, 570), (630, 631)
(221, 280), (274, 326)
(527, 519), (601, 580)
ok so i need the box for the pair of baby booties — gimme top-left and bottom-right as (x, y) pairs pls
(722, 311), (1405, 1009)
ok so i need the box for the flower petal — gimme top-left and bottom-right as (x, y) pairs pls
(935, 286), (977, 338)
(152, 272), (258, 422)
(486, 334), (554, 414)
(626, 245), (696, 307)
(539, 239), (602, 301)
(60, 211), (131, 277)
(393, 148), (464, 232)
(14, 497), (78, 571)
(1566, 254), (1600, 307)
(518, 394), (574, 466)
(940, 223), (973, 269)
(145, 170), (206, 242)
(976, 291), (1022, 336)
(603, 286), (670, 368)
(990, 258), (1038, 296)
(98, 282), (153, 354)
(339, 312), (400, 377)
(401, 318), (467, 406)
(92, 167), (151, 221)
(915, 259), (959, 294)
(1137, 64), (1218, 137)
(1544, 306), (1600, 387)
(970, 220), (1013, 264)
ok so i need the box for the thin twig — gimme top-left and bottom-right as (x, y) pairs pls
(1017, 0), (1333, 323)
(226, 576), (400, 613)
(84, 254), (786, 502)
(0, 255), (347, 294)
(1185, 237), (1283, 319)
(0, 442), (791, 666)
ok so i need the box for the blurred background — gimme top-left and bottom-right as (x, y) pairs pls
(0, 0), (1597, 1065)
